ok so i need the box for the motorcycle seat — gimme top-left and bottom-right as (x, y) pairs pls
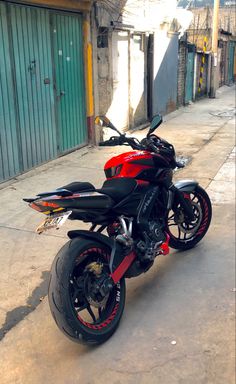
(59, 181), (95, 193)
(96, 178), (137, 202)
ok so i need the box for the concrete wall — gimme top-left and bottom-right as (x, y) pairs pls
(93, 2), (148, 132)
(96, 32), (113, 116)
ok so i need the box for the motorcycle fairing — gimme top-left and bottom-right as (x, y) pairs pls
(104, 150), (171, 180)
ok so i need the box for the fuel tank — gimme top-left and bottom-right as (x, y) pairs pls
(104, 150), (170, 181)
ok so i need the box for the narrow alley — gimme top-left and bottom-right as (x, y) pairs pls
(0, 85), (235, 384)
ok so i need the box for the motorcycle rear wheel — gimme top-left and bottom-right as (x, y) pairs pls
(48, 238), (126, 345)
(166, 186), (212, 250)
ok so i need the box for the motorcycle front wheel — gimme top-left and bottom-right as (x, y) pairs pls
(166, 186), (212, 250)
(48, 238), (126, 345)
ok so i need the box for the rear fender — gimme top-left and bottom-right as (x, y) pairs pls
(67, 230), (124, 273)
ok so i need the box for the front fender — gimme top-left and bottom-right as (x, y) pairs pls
(174, 179), (198, 193)
(170, 180), (198, 221)
(67, 230), (123, 273)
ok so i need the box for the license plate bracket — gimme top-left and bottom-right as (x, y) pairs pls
(36, 211), (72, 234)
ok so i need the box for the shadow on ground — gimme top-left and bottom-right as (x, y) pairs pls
(0, 271), (50, 340)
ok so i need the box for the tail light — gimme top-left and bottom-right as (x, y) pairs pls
(30, 200), (62, 213)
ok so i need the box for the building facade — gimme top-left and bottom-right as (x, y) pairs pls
(177, 6), (236, 107)
(2, 1), (234, 183)
(187, 6), (236, 89)
(92, 0), (191, 137)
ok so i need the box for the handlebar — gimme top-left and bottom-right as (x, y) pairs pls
(99, 137), (121, 147)
(141, 138), (159, 154)
(99, 135), (143, 150)
(97, 116), (185, 170)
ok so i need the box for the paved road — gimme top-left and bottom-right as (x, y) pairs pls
(0, 86), (235, 384)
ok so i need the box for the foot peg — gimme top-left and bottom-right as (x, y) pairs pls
(159, 233), (170, 256)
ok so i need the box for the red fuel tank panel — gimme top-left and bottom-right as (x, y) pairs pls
(104, 151), (154, 179)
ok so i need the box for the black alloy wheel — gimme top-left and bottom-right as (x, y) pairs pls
(166, 186), (212, 250)
(48, 238), (126, 345)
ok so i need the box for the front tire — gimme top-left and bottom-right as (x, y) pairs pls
(166, 186), (212, 250)
(48, 238), (126, 345)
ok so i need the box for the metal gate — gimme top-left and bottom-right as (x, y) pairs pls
(196, 52), (209, 98)
(219, 41), (227, 87)
(10, 4), (57, 171)
(0, 2), (87, 182)
(51, 13), (87, 153)
(185, 50), (195, 104)
(228, 41), (235, 85)
(0, 2), (21, 181)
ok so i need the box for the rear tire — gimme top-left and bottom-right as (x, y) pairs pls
(166, 186), (212, 250)
(48, 238), (126, 345)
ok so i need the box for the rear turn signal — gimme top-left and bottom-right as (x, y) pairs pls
(30, 200), (61, 213)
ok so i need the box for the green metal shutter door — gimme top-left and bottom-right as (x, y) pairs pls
(10, 4), (57, 171)
(0, 4), (87, 183)
(185, 52), (194, 104)
(0, 2), (20, 182)
(51, 14), (87, 153)
(228, 42), (235, 84)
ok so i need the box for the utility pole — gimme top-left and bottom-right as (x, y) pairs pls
(210, 0), (220, 98)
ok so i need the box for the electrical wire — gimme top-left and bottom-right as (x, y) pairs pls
(97, 1), (117, 23)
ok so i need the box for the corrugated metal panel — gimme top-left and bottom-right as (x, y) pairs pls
(11, 0), (92, 12)
(0, 3), (88, 183)
(10, 4), (57, 170)
(51, 13), (87, 152)
(0, 2), (21, 182)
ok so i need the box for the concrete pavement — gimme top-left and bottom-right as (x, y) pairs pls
(0, 85), (235, 383)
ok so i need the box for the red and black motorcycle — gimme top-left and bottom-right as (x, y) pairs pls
(24, 115), (212, 345)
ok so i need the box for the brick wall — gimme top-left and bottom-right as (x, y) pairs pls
(177, 41), (187, 106)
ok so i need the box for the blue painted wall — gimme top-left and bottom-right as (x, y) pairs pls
(153, 32), (179, 116)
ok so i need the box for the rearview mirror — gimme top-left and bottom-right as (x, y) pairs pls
(148, 114), (163, 136)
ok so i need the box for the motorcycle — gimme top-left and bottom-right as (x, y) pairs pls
(24, 115), (212, 345)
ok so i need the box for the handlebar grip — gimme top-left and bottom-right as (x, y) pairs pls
(148, 142), (159, 153)
(175, 161), (185, 169)
(99, 141), (107, 146)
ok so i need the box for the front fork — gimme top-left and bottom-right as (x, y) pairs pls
(167, 184), (195, 221)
